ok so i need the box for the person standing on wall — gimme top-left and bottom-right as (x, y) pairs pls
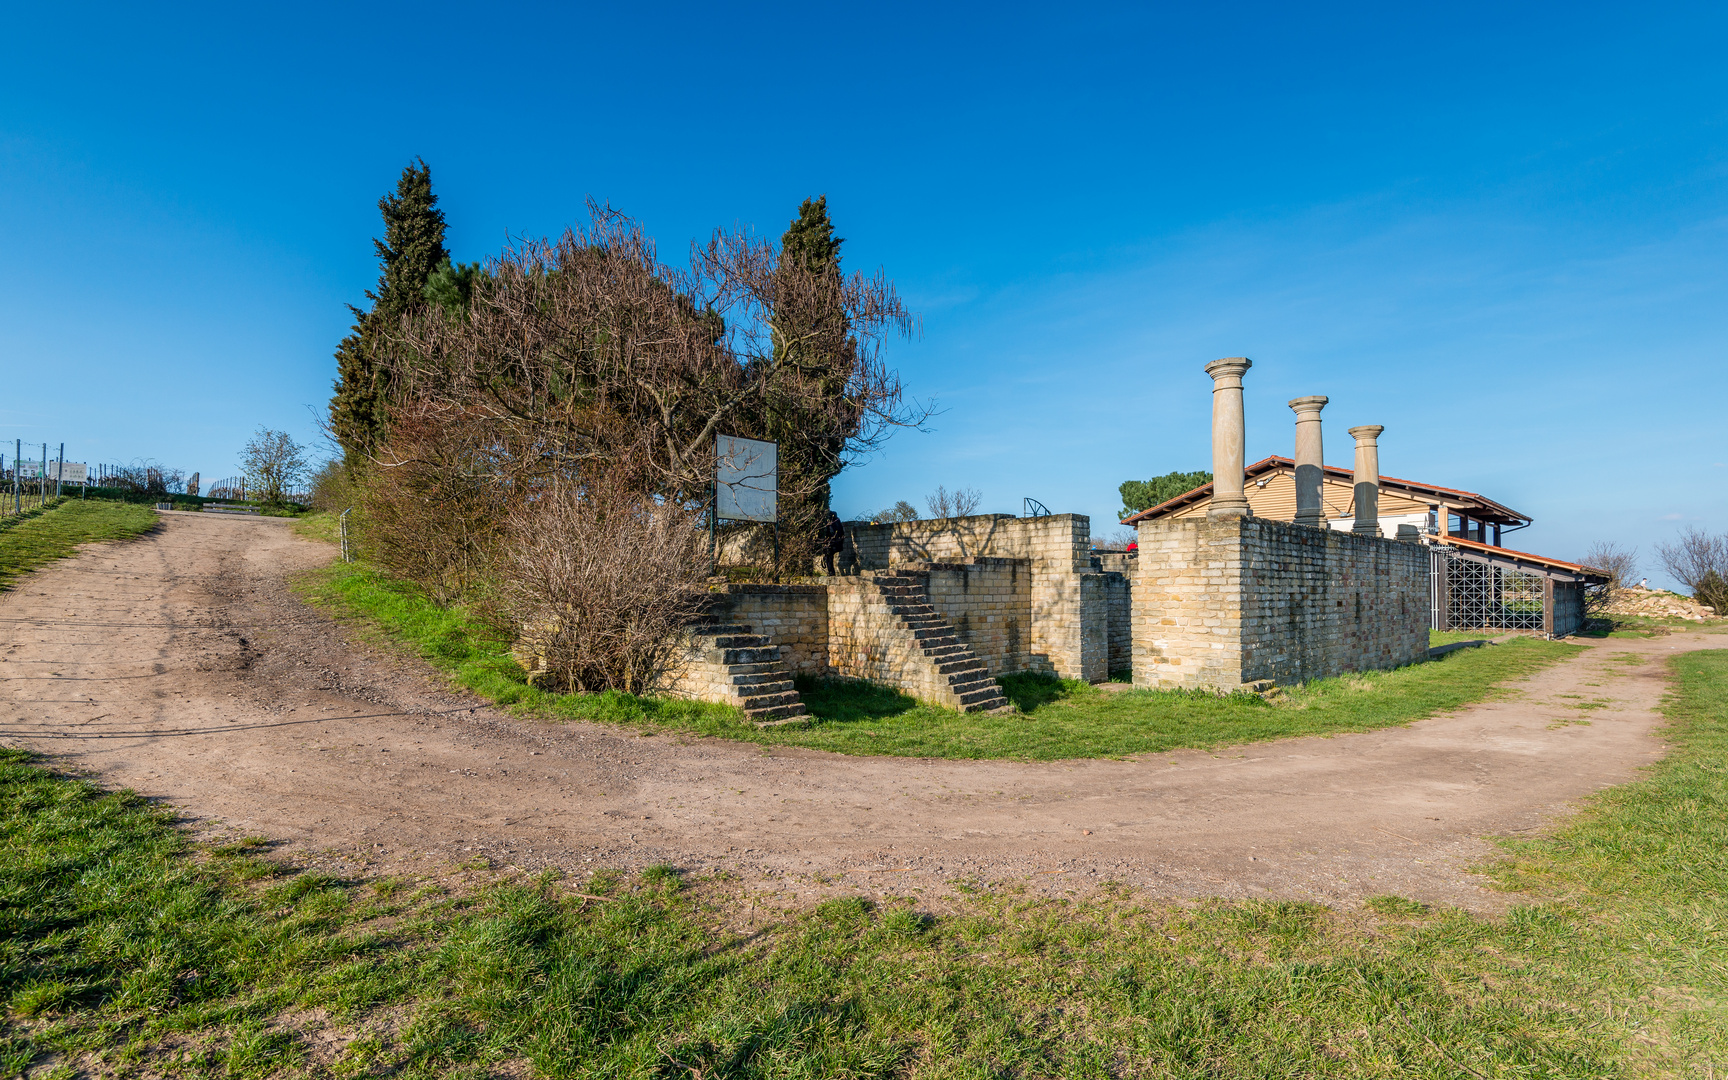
(821, 509), (846, 575)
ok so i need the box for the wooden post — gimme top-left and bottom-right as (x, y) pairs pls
(1543, 577), (1555, 637)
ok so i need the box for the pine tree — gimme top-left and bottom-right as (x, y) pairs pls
(767, 196), (856, 558)
(329, 160), (449, 464)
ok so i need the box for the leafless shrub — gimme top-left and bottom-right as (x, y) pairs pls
(1581, 541), (1639, 610)
(495, 478), (710, 693)
(1656, 526), (1728, 613)
(925, 485), (982, 519)
(102, 461), (185, 497)
(357, 403), (524, 604)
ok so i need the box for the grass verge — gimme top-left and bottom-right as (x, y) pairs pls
(4, 652), (1727, 1076)
(0, 498), (159, 593)
(297, 559), (1581, 761)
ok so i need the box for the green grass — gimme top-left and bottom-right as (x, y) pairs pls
(5, 652), (1728, 1076)
(1430, 627), (1495, 647)
(0, 498), (159, 593)
(296, 558), (1583, 762)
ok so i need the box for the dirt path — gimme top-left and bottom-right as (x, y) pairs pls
(0, 512), (1704, 911)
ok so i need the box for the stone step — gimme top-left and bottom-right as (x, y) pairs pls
(922, 642), (966, 659)
(958, 686), (1008, 709)
(935, 656), (985, 676)
(747, 702), (808, 723)
(712, 646), (781, 665)
(899, 616), (946, 629)
(910, 626), (953, 641)
(951, 677), (998, 698)
(707, 634), (770, 648)
(717, 660), (783, 677)
(948, 671), (995, 691)
(728, 671), (793, 689)
(739, 690), (801, 710)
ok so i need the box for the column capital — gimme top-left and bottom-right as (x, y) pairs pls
(1287, 395), (1329, 416)
(1348, 424), (1384, 443)
(1204, 356), (1252, 384)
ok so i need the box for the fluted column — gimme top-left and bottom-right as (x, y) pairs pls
(1287, 395), (1328, 528)
(1349, 425), (1384, 537)
(1204, 357), (1252, 521)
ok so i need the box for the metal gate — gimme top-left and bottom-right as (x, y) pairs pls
(1431, 548), (1548, 631)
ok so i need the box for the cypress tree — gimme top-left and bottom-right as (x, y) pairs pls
(767, 196), (856, 559)
(330, 160), (449, 464)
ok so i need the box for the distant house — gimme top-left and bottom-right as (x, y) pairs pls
(1122, 455), (1605, 637)
(1121, 455), (1530, 545)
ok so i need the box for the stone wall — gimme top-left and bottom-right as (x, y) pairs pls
(1094, 551), (1136, 576)
(1134, 516), (1429, 690)
(908, 558), (1034, 675)
(709, 584), (829, 675)
(1103, 572), (1132, 676)
(824, 577), (952, 702)
(845, 514), (1107, 681)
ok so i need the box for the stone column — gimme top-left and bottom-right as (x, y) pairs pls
(1204, 357), (1252, 521)
(1287, 395), (1328, 528)
(1348, 425), (1384, 537)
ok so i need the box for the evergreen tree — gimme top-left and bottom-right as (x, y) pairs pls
(329, 160), (449, 464)
(766, 196), (856, 555)
(1119, 469), (1213, 519)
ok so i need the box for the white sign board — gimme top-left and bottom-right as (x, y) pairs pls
(715, 435), (777, 523)
(15, 461), (87, 483)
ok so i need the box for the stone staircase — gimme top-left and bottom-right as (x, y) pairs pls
(869, 570), (1013, 713)
(679, 618), (809, 726)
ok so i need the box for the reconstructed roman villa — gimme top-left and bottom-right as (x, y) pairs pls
(653, 358), (1596, 724)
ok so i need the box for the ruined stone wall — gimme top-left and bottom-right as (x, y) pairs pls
(824, 577), (952, 702)
(711, 584), (829, 675)
(904, 558), (1034, 676)
(1134, 517), (1429, 690)
(845, 514), (1106, 681)
(1095, 551), (1136, 576)
(1103, 572), (1132, 676)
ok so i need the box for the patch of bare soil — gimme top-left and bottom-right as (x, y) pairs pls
(0, 513), (1695, 912)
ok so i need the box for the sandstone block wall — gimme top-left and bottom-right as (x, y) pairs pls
(710, 584), (830, 675)
(824, 577), (952, 702)
(1134, 517), (1429, 690)
(907, 558), (1034, 675)
(1103, 572), (1132, 675)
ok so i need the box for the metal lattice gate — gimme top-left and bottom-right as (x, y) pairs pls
(1431, 549), (1548, 631)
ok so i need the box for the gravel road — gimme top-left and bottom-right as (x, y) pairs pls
(0, 511), (1694, 911)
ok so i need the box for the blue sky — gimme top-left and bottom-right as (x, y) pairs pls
(2, 2), (1724, 585)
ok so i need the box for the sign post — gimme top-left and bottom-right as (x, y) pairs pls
(713, 435), (779, 579)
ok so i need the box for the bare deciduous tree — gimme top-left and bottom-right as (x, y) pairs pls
(925, 485), (982, 519)
(385, 202), (927, 508)
(242, 429), (309, 505)
(1656, 526), (1728, 613)
(495, 478), (710, 694)
(1582, 542), (1638, 589)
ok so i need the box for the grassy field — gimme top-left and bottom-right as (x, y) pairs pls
(296, 557), (1582, 762)
(3, 651), (1725, 1077)
(0, 498), (159, 593)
